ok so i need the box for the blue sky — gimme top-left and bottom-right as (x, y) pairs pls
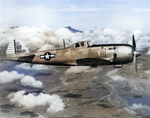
(0, 0), (150, 32)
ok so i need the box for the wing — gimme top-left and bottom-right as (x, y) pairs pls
(76, 58), (111, 66)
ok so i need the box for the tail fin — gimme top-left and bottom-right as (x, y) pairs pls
(6, 40), (29, 61)
(6, 40), (16, 55)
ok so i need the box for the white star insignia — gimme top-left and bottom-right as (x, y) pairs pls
(45, 53), (50, 59)
(40, 52), (55, 61)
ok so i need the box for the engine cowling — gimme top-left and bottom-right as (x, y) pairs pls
(115, 46), (133, 64)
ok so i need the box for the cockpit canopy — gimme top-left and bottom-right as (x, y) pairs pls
(68, 41), (94, 48)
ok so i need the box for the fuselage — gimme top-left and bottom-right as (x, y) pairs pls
(6, 41), (134, 67)
(13, 41), (133, 66)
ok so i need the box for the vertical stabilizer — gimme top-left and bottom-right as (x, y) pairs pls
(6, 40), (29, 61)
(6, 40), (16, 55)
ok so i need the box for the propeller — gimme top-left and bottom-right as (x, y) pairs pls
(132, 34), (141, 72)
(63, 39), (66, 48)
(132, 35), (136, 51)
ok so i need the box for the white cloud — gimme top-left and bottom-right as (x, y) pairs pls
(15, 63), (49, 70)
(1, 26), (150, 53)
(145, 70), (150, 74)
(124, 103), (150, 115)
(38, 44), (56, 51)
(147, 51), (150, 55)
(7, 90), (65, 113)
(65, 66), (102, 75)
(106, 69), (126, 81)
(0, 71), (24, 84)
(20, 76), (43, 88)
(0, 71), (43, 88)
(132, 30), (143, 37)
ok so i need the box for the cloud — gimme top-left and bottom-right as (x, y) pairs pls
(12, 26), (76, 52)
(0, 28), (14, 46)
(147, 51), (150, 55)
(20, 76), (43, 88)
(65, 66), (103, 75)
(15, 63), (49, 70)
(38, 44), (56, 51)
(1, 26), (150, 53)
(0, 71), (43, 88)
(106, 69), (126, 81)
(0, 71), (24, 84)
(132, 30), (143, 37)
(124, 103), (150, 115)
(7, 90), (65, 113)
(145, 70), (150, 75)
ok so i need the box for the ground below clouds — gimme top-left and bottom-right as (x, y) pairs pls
(0, 32), (150, 118)
(0, 49), (150, 117)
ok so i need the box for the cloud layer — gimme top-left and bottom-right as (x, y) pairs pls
(1, 70), (65, 113)
(65, 66), (102, 75)
(7, 90), (65, 113)
(14, 63), (49, 70)
(0, 71), (24, 84)
(106, 69), (126, 81)
(0, 71), (43, 88)
(20, 76), (43, 88)
(124, 103), (150, 115)
(1, 26), (150, 53)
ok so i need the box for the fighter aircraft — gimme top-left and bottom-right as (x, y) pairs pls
(6, 35), (141, 71)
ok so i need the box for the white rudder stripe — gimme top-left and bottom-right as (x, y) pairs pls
(6, 40), (16, 54)
(6, 40), (29, 55)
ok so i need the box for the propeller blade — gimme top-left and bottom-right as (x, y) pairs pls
(132, 34), (136, 51)
(132, 35), (141, 73)
(63, 39), (66, 48)
(133, 52), (137, 72)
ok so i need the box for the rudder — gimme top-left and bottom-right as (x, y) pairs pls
(6, 40), (29, 61)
